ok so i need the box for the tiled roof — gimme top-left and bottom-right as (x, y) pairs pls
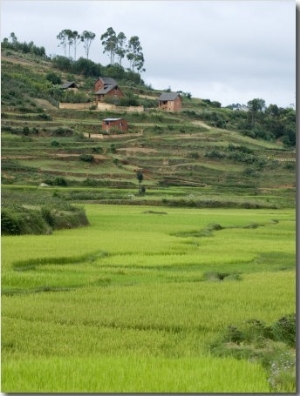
(95, 84), (116, 95)
(158, 92), (180, 101)
(98, 77), (117, 85)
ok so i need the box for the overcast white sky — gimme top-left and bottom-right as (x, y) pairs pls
(1, 0), (296, 108)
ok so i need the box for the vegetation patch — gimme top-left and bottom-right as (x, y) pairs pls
(202, 271), (241, 281)
(171, 220), (278, 238)
(142, 210), (168, 215)
(13, 250), (109, 271)
(210, 314), (296, 392)
(1, 188), (89, 235)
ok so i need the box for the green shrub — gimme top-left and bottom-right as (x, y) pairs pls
(79, 154), (94, 163)
(53, 127), (73, 136)
(92, 146), (103, 154)
(188, 152), (199, 159)
(22, 126), (30, 135)
(283, 162), (295, 170)
(205, 150), (225, 160)
(46, 72), (62, 85)
(54, 177), (68, 186)
(1, 209), (21, 235)
(271, 314), (296, 348)
(82, 178), (98, 187)
(41, 206), (55, 227)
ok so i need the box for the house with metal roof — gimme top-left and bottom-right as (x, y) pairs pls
(158, 92), (182, 112)
(94, 77), (124, 104)
(102, 118), (128, 133)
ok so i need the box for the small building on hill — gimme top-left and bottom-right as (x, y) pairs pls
(60, 81), (78, 90)
(158, 92), (182, 112)
(102, 118), (128, 133)
(94, 77), (124, 104)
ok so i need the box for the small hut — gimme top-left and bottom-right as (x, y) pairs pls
(158, 92), (182, 112)
(102, 118), (128, 133)
(60, 81), (78, 90)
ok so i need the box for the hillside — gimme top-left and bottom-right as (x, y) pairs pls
(1, 48), (296, 217)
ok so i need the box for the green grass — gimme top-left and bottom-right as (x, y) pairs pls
(1, 205), (295, 392)
(2, 355), (270, 393)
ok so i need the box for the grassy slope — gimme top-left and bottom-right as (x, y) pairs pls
(1, 49), (296, 209)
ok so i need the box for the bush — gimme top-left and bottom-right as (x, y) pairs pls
(188, 152), (200, 159)
(37, 113), (52, 121)
(271, 314), (296, 348)
(119, 94), (139, 107)
(54, 177), (68, 186)
(79, 154), (94, 163)
(283, 162), (295, 170)
(41, 206), (55, 227)
(46, 72), (62, 85)
(227, 143), (254, 154)
(1, 209), (21, 235)
(53, 127), (73, 136)
(82, 178), (98, 187)
(205, 149), (225, 160)
(22, 126), (30, 135)
(243, 167), (257, 177)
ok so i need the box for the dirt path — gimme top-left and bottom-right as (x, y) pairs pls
(117, 147), (157, 154)
(84, 132), (143, 140)
(191, 120), (211, 129)
(34, 98), (57, 111)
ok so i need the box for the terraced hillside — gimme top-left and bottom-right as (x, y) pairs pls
(1, 49), (296, 210)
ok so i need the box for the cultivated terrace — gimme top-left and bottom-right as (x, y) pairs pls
(1, 41), (296, 234)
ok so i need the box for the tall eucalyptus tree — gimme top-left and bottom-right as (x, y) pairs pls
(81, 30), (96, 59)
(101, 27), (117, 64)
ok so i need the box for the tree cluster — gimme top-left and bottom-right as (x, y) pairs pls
(184, 98), (296, 147)
(242, 99), (295, 146)
(51, 56), (144, 86)
(56, 27), (145, 73)
(2, 32), (46, 57)
(57, 29), (95, 60)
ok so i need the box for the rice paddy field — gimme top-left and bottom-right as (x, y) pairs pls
(1, 204), (296, 393)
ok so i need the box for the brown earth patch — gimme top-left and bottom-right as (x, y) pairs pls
(117, 147), (157, 154)
(84, 132), (143, 140)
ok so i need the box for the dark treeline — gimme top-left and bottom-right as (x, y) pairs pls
(2, 32), (47, 58)
(51, 56), (144, 86)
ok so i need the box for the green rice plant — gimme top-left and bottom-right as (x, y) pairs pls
(1, 205), (295, 392)
(2, 355), (270, 393)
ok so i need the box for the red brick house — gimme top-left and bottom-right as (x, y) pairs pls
(94, 77), (124, 104)
(158, 92), (182, 112)
(102, 118), (128, 133)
